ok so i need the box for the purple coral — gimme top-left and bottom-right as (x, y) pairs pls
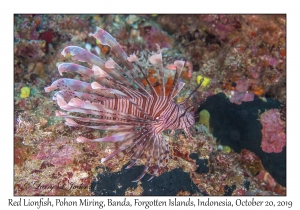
(229, 78), (254, 105)
(229, 91), (254, 105)
(235, 78), (249, 93)
(141, 25), (173, 51)
(260, 109), (286, 153)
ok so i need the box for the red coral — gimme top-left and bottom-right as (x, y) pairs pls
(39, 30), (54, 44)
(260, 109), (286, 153)
(36, 137), (81, 166)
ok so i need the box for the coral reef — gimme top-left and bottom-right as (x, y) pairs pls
(229, 78), (255, 105)
(199, 93), (286, 187)
(196, 75), (211, 87)
(14, 14), (286, 196)
(158, 15), (286, 103)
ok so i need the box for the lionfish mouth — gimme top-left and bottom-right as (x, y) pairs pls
(45, 27), (200, 181)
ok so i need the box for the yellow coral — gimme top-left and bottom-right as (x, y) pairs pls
(20, 87), (30, 98)
(222, 145), (232, 154)
(177, 97), (185, 103)
(196, 75), (211, 87)
(199, 109), (210, 131)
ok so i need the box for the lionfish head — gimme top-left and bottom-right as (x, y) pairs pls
(186, 111), (195, 127)
(177, 104), (194, 127)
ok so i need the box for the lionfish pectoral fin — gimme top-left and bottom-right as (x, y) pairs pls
(147, 175), (155, 181)
(125, 160), (136, 169)
(61, 46), (105, 68)
(147, 168), (159, 181)
(64, 118), (79, 127)
(92, 65), (111, 78)
(132, 166), (148, 182)
(101, 138), (134, 163)
(100, 148), (122, 163)
(58, 63), (95, 79)
(76, 132), (134, 143)
(184, 128), (193, 142)
(62, 46), (134, 87)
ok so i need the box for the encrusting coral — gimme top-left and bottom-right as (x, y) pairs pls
(260, 109), (286, 153)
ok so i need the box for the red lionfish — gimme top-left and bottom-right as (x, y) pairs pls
(45, 28), (202, 181)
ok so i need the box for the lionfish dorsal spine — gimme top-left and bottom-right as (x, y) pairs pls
(148, 53), (165, 97)
(133, 60), (158, 98)
(92, 28), (147, 92)
(92, 27), (134, 70)
(168, 60), (185, 99)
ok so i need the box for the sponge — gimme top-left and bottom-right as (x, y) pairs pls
(20, 87), (30, 98)
(199, 109), (210, 131)
(196, 75), (211, 87)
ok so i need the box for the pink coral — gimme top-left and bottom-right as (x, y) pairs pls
(36, 137), (81, 166)
(260, 109), (286, 153)
(235, 78), (249, 93)
(141, 25), (173, 51)
(229, 91), (254, 105)
(229, 78), (255, 105)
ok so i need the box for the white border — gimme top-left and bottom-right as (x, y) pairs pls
(3, 0), (298, 209)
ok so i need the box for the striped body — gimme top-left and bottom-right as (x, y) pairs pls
(45, 28), (196, 181)
(101, 96), (194, 134)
